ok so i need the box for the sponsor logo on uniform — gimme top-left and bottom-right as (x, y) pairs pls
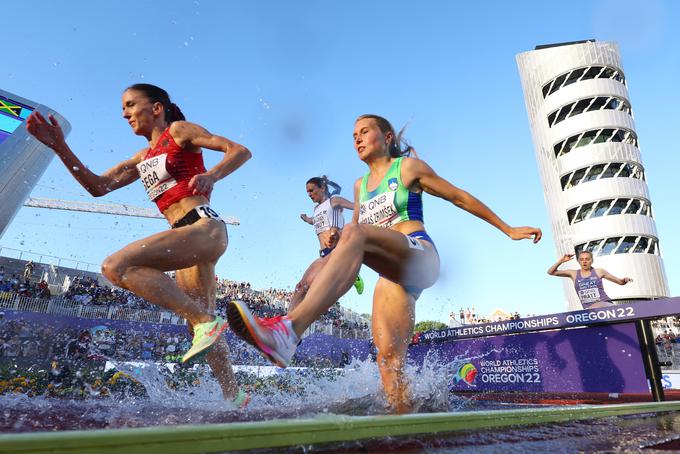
(407, 236), (424, 250)
(388, 178), (398, 191)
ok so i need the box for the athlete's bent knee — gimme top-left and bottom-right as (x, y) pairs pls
(338, 223), (366, 245)
(294, 280), (309, 295)
(101, 255), (128, 287)
(376, 351), (405, 372)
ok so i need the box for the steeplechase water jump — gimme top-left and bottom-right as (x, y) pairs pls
(1, 29), (680, 454)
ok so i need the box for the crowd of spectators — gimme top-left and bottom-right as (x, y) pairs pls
(0, 275), (51, 299)
(449, 307), (532, 326)
(1, 268), (371, 339)
(63, 276), (154, 310)
(652, 317), (680, 348)
(185, 277), (370, 339)
(655, 330), (678, 346)
(14, 253), (377, 341)
(214, 279), (370, 338)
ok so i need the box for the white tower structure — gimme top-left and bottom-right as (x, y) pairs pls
(516, 40), (669, 310)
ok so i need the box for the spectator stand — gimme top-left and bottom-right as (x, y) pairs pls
(0, 249), (103, 295)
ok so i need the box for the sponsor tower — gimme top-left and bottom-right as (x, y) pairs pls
(516, 40), (669, 310)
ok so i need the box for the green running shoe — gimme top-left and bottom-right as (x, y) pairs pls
(182, 316), (228, 363)
(354, 274), (364, 295)
(230, 388), (251, 409)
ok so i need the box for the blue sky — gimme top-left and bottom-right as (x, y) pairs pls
(2, 0), (678, 323)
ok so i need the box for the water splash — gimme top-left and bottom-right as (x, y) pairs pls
(0, 349), (497, 433)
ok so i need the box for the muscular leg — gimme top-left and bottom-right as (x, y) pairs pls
(176, 263), (238, 400)
(288, 256), (329, 312)
(371, 277), (416, 414)
(288, 223), (438, 337)
(101, 219), (227, 325)
(281, 224), (436, 413)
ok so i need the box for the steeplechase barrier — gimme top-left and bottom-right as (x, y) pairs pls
(1, 401), (680, 453)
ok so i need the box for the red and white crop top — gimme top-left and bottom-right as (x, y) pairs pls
(136, 128), (210, 212)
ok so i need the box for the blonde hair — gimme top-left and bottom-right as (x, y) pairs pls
(356, 114), (417, 158)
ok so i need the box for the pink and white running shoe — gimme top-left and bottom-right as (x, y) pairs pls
(227, 300), (299, 368)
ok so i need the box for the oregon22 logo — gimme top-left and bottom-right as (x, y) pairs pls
(453, 362), (478, 387)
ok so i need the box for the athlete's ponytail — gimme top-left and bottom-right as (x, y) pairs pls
(126, 83), (186, 124)
(167, 102), (186, 123)
(356, 114), (418, 158)
(306, 175), (341, 196)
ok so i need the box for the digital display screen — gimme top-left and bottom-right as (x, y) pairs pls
(0, 95), (34, 145)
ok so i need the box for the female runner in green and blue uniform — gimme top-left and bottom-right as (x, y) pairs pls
(228, 114), (541, 413)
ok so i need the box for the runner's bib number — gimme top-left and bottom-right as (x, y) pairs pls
(313, 208), (330, 234)
(136, 154), (177, 200)
(578, 287), (601, 304)
(359, 191), (399, 227)
(195, 204), (224, 223)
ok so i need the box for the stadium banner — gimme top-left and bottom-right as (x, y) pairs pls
(409, 322), (648, 393)
(662, 371), (680, 390)
(414, 297), (680, 344)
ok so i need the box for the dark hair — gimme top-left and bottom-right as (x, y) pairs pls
(126, 83), (186, 123)
(356, 114), (416, 158)
(306, 175), (341, 196)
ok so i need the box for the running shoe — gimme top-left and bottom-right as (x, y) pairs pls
(226, 300), (299, 368)
(181, 316), (228, 363)
(230, 388), (251, 409)
(354, 274), (365, 295)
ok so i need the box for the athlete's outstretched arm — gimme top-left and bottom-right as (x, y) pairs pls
(300, 214), (314, 224)
(599, 269), (633, 285)
(548, 254), (577, 279)
(407, 157), (542, 243)
(170, 121), (251, 195)
(26, 111), (143, 197)
(330, 196), (354, 210)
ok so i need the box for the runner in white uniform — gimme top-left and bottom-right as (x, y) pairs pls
(291, 176), (363, 311)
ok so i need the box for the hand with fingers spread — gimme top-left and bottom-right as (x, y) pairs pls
(188, 173), (216, 195)
(26, 112), (66, 151)
(506, 226), (542, 243)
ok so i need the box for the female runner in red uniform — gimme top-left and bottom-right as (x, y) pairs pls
(26, 84), (251, 406)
